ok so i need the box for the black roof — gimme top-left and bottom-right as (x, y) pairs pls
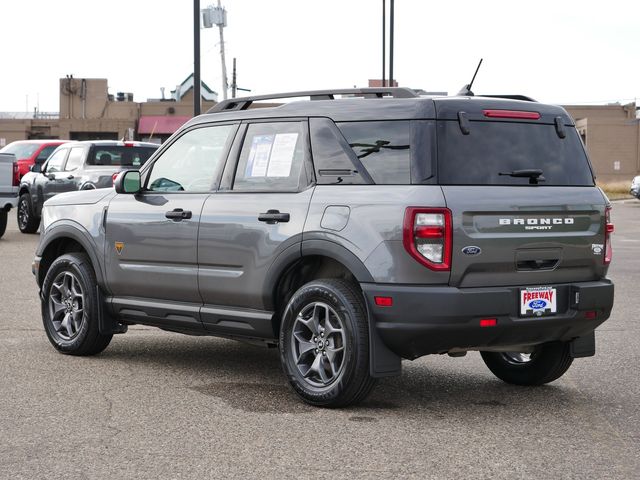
(185, 88), (573, 128)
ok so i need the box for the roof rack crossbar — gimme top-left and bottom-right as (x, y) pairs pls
(206, 87), (420, 113)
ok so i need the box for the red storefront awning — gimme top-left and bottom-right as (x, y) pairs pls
(138, 116), (191, 135)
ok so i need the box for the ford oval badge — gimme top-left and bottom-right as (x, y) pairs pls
(462, 246), (482, 256)
(529, 299), (547, 310)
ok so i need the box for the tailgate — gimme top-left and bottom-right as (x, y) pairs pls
(442, 186), (608, 287)
(0, 153), (16, 196)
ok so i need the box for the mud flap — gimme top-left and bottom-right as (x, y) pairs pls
(97, 287), (127, 335)
(365, 302), (402, 377)
(570, 331), (596, 358)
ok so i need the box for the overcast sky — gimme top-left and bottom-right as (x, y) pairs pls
(1, 0), (639, 113)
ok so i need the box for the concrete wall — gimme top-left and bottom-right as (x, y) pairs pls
(565, 103), (640, 183)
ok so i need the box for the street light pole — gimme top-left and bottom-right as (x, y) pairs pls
(389, 0), (394, 87)
(193, 0), (201, 116)
(382, 0), (386, 87)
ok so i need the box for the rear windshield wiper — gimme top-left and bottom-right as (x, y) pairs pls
(498, 169), (546, 185)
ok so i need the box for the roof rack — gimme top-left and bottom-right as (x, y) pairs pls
(479, 94), (538, 102)
(207, 87), (420, 113)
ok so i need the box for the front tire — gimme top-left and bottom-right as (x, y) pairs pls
(480, 342), (573, 386)
(279, 279), (376, 407)
(17, 193), (39, 233)
(41, 253), (112, 355)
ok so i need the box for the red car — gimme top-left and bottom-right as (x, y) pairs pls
(0, 140), (68, 184)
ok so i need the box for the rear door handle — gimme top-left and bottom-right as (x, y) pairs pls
(165, 208), (192, 221)
(258, 209), (290, 224)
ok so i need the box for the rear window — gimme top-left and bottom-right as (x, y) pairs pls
(437, 121), (594, 186)
(0, 142), (39, 159)
(87, 146), (157, 167)
(337, 121), (411, 184)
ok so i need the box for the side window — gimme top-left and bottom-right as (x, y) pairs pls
(337, 121), (411, 184)
(36, 145), (58, 163)
(233, 122), (306, 192)
(147, 124), (236, 193)
(45, 149), (68, 173)
(64, 148), (85, 171)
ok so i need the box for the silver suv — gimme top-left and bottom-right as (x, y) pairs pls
(33, 88), (615, 407)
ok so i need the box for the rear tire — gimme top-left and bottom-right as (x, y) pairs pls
(17, 193), (39, 233)
(279, 279), (377, 407)
(41, 253), (113, 355)
(480, 342), (573, 386)
(0, 210), (7, 238)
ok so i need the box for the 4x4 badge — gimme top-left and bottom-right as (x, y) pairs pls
(115, 242), (124, 255)
(462, 246), (482, 256)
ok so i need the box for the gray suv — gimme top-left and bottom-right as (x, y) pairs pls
(33, 88), (615, 407)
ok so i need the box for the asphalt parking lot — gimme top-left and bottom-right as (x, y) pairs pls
(0, 201), (638, 479)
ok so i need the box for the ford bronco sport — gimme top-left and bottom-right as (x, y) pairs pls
(33, 88), (615, 407)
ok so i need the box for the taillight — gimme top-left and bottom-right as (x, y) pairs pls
(112, 172), (119, 186)
(12, 162), (19, 187)
(604, 206), (614, 265)
(403, 207), (452, 271)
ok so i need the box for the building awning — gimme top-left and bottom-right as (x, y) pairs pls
(137, 116), (191, 135)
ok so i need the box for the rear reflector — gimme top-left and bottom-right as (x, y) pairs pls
(480, 318), (497, 327)
(374, 296), (393, 307)
(584, 311), (597, 320)
(483, 109), (541, 120)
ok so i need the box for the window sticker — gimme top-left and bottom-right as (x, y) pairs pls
(245, 135), (274, 177)
(267, 133), (299, 177)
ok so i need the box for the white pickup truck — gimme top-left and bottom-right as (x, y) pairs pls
(0, 152), (18, 238)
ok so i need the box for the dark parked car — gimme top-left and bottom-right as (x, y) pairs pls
(630, 175), (640, 199)
(32, 88), (614, 407)
(17, 140), (158, 233)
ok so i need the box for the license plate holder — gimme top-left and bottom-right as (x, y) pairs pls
(520, 286), (557, 317)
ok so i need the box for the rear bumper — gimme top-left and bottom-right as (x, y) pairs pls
(362, 280), (614, 360)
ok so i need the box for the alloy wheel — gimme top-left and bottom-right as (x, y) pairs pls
(291, 301), (346, 387)
(48, 271), (85, 340)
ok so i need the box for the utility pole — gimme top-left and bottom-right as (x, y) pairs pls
(232, 58), (237, 98)
(217, 0), (228, 100)
(202, 2), (229, 101)
(193, 0), (201, 116)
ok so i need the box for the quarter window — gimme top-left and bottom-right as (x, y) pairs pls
(147, 124), (236, 193)
(337, 121), (411, 184)
(233, 122), (307, 192)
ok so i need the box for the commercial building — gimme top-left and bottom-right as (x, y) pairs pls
(0, 77), (638, 182)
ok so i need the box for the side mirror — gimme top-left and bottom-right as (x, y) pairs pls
(30, 163), (42, 173)
(114, 170), (141, 194)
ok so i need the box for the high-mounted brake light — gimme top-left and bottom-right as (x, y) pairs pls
(483, 109), (540, 120)
(403, 207), (452, 271)
(123, 141), (135, 147)
(604, 206), (614, 265)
